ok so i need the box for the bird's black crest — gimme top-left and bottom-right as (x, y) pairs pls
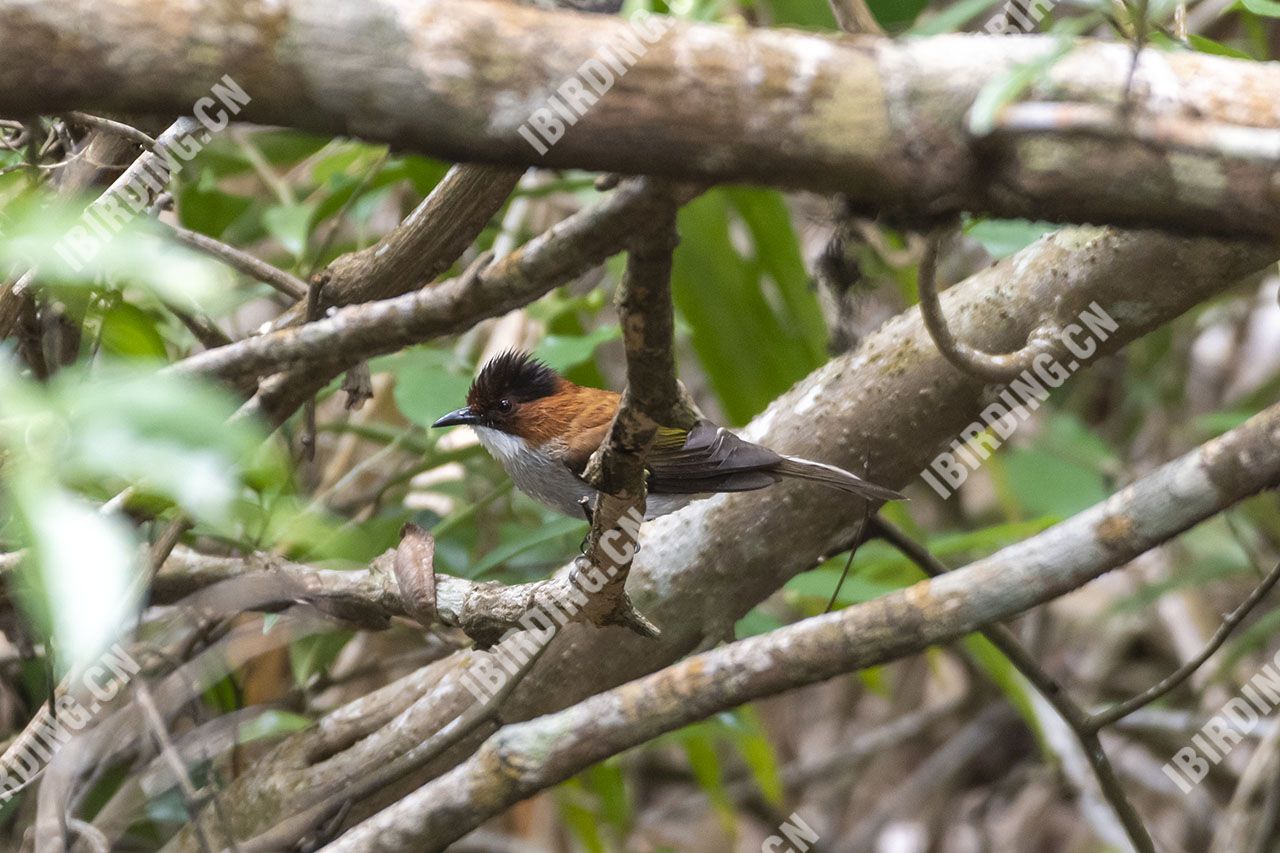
(468, 350), (560, 408)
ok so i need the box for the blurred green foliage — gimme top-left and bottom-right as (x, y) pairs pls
(0, 0), (1276, 840)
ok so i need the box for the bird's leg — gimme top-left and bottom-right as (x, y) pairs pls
(578, 495), (595, 554)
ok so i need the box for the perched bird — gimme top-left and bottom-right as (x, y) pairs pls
(432, 351), (902, 520)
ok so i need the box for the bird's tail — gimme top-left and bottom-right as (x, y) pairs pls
(774, 456), (904, 503)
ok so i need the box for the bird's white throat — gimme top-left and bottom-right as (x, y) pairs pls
(472, 427), (595, 518)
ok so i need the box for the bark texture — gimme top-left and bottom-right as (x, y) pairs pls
(326, 399), (1280, 850)
(2, 1), (1280, 235)
(161, 223), (1278, 849)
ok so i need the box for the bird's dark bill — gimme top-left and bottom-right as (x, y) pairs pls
(432, 407), (479, 428)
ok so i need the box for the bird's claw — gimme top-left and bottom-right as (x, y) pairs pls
(577, 496), (596, 554)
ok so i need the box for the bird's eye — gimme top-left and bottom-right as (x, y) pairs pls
(496, 399), (513, 413)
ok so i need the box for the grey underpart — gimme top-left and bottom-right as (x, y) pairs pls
(472, 424), (898, 521)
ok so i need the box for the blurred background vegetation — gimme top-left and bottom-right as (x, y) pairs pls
(1, 0), (1279, 849)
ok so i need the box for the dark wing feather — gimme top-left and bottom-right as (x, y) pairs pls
(645, 422), (783, 495)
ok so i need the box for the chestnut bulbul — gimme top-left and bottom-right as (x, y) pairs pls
(432, 351), (902, 520)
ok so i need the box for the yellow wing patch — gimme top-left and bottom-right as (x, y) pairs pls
(652, 427), (690, 451)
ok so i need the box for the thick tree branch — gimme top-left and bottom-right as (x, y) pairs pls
(269, 163), (526, 328)
(227, 0), (616, 336)
(175, 181), (696, 389)
(150, 546), (583, 648)
(163, 222), (1278, 849)
(233, 629), (554, 853)
(871, 517), (1155, 852)
(322, 402), (1280, 850)
(5, 1), (1280, 235)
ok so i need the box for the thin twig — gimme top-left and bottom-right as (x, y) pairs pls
(134, 683), (217, 853)
(1089, 558), (1280, 730)
(167, 304), (234, 350)
(162, 222), (308, 300)
(1123, 0), (1150, 108)
(63, 112), (156, 149)
(177, 182), (699, 397)
(299, 276), (326, 463)
(827, 0), (885, 34)
(65, 819), (110, 853)
(917, 223), (1058, 383)
(870, 516), (1157, 853)
(1249, 736), (1280, 853)
(233, 630), (555, 853)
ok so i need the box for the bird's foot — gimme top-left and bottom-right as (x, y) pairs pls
(578, 496), (597, 553)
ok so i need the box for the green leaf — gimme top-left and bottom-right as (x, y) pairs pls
(1241, 0), (1280, 16)
(311, 144), (376, 186)
(912, 0), (1005, 34)
(762, 0), (838, 28)
(725, 188), (827, 365)
(0, 195), (232, 311)
(557, 778), (607, 853)
(262, 203), (315, 259)
(51, 368), (273, 526)
(251, 130), (333, 167)
(671, 190), (824, 423)
(867, 0), (929, 29)
(535, 326), (622, 373)
(730, 707), (785, 807)
(11, 485), (140, 670)
(290, 631), (355, 686)
(961, 634), (1042, 744)
(1193, 409), (1255, 436)
(387, 348), (476, 429)
(786, 565), (911, 606)
(176, 175), (253, 238)
(98, 301), (167, 360)
(680, 734), (736, 836)
(735, 607), (784, 638)
(310, 168), (393, 232)
(468, 516), (586, 578)
(1002, 446), (1107, 518)
(395, 156), (453, 197)
(581, 760), (632, 835)
(235, 709), (313, 742)
(968, 36), (1082, 137)
(965, 219), (1058, 259)
(928, 517), (1060, 556)
(1187, 33), (1256, 58)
